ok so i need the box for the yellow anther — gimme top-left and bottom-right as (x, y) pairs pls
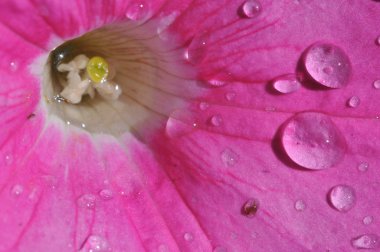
(86, 56), (109, 83)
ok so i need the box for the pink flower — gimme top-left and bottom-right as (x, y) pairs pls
(1, 0), (380, 251)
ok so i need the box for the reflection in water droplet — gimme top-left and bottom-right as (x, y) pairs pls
(210, 115), (223, 127)
(328, 185), (356, 212)
(11, 184), (24, 197)
(99, 189), (114, 200)
(294, 200), (306, 211)
(303, 43), (351, 88)
(183, 232), (194, 242)
(373, 80), (380, 89)
(272, 74), (301, 94)
(199, 102), (210, 111)
(240, 0), (262, 18)
(221, 148), (239, 167)
(358, 162), (369, 172)
(351, 234), (379, 249)
(347, 96), (360, 108)
(77, 194), (97, 209)
(125, 2), (149, 21)
(363, 216), (373, 225)
(281, 112), (346, 170)
(225, 92), (236, 101)
(241, 198), (259, 218)
(81, 235), (110, 252)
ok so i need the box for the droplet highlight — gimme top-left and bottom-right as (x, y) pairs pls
(351, 234), (379, 249)
(221, 148), (239, 167)
(281, 112), (346, 170)
(11, 184), (24, 197)
(303, 43), (351, 88)
(328, 185), (356, 212)
(358, 162), (369, 172)
(363, 216), (373, 225)
(347, 96), (360, 108)
(210, 115), (223, 127)
(125, 2), (150, 21)
(294, 200), (306, 211)
(241, 198), (259, 218)
(240, 0), (262, 18)
(272, 74), (301, 94)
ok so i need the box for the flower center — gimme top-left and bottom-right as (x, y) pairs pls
(42, 21), (200, 138)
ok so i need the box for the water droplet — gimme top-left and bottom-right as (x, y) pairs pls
(183, 232), (194, 242)
(158, 244), (169, 252)
(358, 162), (369, 172)
(376, 36), (380, 46)
(241, 198), (259, 218)
(207, 78), (226, 87)
(166, 113), (197, 138)
(199, 102), (209, 111)
(363, 216), (374, 225)
(81, 235), (110, 252)
(125, 2), (150, 21)
(303, 43), (351, 88)
(328, 185), (356, 212)
(221, 148), (239, 167)
(272, 74), (301, 94)
(10, 61), (18, 72)
(210, 115), (223, 127)
(347, 96), (360, 108)
(66, 121), (71, 125)
(77, 194), (97, 209)
(11, 184), (24, 197)
(213, 246), (227, 252)
(99, 189), (113, 200)
(225, 92), (236, 101)
(240, 0), (262, 18)
(4, 154), (13, 166)
(373, 80), (380, 89)
(281, 112), (346, 170)
(294, 200), (306, 211)
(351, 234), (379, 249)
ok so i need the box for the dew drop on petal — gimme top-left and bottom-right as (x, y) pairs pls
(10, 61), (18, 72)
(199, 102), (210, 111)
(294, 200), (306, 211)
(166, 114), (197, 138)
(207, 78), (226, 87)
(158, 244), (169, 252)
(373, 80), (380, 89)
(210, 114), (223, 127)
(363, 216), (374, 225)
(272, 74), (301, 94)
(303, 43), (351, 88)
(241, 198), (259, 218)
(125, 2), (149, 21)
(99, 189), (114, 201)
(221, 148), (238, 167)
(225, 92), (236, 101)
(4, 155), (13, 166)
(358, 162), (369, 172)
(347, 96), (360, 108)
(240, 0), (262, 18)
(81, 235), (110, 252)
(328, 185), (356, 212)
(351, 234), (380, 249)
(213, 246), (227, 252)
(77, 194), (97, 209)
(11, 184), (24, 197)
(281, 112), (346, 170)
(376, 36), (380, 46)
(183, 232), (194, 242)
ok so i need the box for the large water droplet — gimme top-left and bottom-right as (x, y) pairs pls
(363, 216), (374, 225)
(183, 232), (194, 242)
(358, 162), (369, 172)
(11, 184), (24, 197)
(221, 148), (239, 167)
(210, 115), (223, 127)
(281, 112), (346, 170)
(294, 199), (306, 211)
(351, 234), (379, 249)
(328, 185), (356, 212)
(81, 235), (110, 252)
(166, 112), (197, 138)
(240, 0), (262, 18)
(303, 43), (351, 88)
(125, 2), (150, 21)
(241, 198), (259, 218)
(99, 189), (114, 201)
(272, 74), (301, 94)
(373, 80), (380, 89)
(77, 194), (97, 209)
(347, 96), (360, 108)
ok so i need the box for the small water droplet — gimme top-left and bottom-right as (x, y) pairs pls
(240, 0), (262, 18)
(221, 148), (239, 167)
(66, 121), (71, 125)
(4, 154), (13, 166)
(241, 198), (259, 218)
(11, 184), (24, 197)
(351, 234), (379, 249)
(207, 78), (226, 87)
(81, 235), (110, 252)
(272, 74), (301, 94)
(77, 194), (97, 209)
(99, 189), (113, 201)
(328, 185), (356, 212)
(376, 36), (380, 46)
(158, 244), (169, 252)
(281, 112), (346, 170)
(213, 246), (227, 252)
(210, 115), (223, 127)
(373, 80), (380, 89)
(225, 92), (236, 101)
(294, 200), (306, 211)
(303, 43), (351, 88)
(347, 96), (360, 108)
(81, 123), (86, 128)
(10, 61), (18, 72)
(363, 216), (373, 225)
(125, 2), (149, 21)
(199, 102), (209, 111)
(183, 232), (194, 242)
(358, 162), (369, 172)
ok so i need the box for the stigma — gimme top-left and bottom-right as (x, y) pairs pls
(57, 54), (121, 104)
